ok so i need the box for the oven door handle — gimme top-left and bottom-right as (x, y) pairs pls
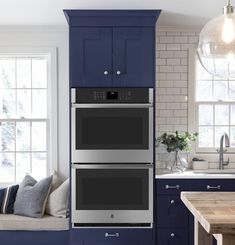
(71, 103), (153, 108)
(71, 164), (153, 169)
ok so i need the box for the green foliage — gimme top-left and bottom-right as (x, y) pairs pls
(156, 131), (198, 153)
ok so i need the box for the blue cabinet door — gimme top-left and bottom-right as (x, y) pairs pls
(113, 27), (155, 87)
(70, 27), (113, 87)
(156, 195), (188, 228)
(156, 228), (188, 245)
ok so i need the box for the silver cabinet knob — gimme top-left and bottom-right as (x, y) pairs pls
(170, 200), (175, 204)
(116, 70), (121, 75)
(170, 233), (175, 238)
(104, 71), (109, 75)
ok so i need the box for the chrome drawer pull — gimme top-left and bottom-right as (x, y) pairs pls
(116, 70), (121, 75)
(104, 71), (109, 75)
(170, 199), (175, 204)
(165, 184), (180, 190)
(170, 233), (175, 238)
(206, 185), (221, 190)
(105, 233), (119, 238)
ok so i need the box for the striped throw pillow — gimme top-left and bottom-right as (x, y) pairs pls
(0, 185), (19, 214)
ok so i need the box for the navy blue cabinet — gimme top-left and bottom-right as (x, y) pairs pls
(70, 228), (153, 245)
(156, 196), (188, 228)
(156, 228), (188, 245)
(64, 10), (161, 88)
(70, 27), (113, 87)
(155, 178), (235, 245)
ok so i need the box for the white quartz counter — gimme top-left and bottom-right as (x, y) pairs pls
(156, 168), (235, 179)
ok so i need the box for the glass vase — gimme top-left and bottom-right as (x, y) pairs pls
(169, 150), (185, 172)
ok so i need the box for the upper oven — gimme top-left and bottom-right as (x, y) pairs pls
(71, 88), (153, 163)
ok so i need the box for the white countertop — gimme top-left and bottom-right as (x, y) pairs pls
(156, 168), (235, 179)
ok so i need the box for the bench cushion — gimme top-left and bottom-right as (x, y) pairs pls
(0, 214), (69, 231)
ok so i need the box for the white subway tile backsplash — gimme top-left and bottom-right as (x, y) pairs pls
(167, 117), (181, 125)
(160, 36), (174, 43)
(159, 110), (174, 117)
(157, 44), (166, 51)
(167, 44), (181, 50)
(174, 36), (188, 43)
(160, 50), (174, 58)
(166, 88), (181, 95)
(166, 103), (181, 110)
(160, 65), (174, 72)
(159, 80), (173, 87)
(174, 80), (187, 88)
(157, 88), (166, 95)
(157, 58), (166, 65)
(166, 31), (181, 36)
(157, 73), (167, 80)
(181, 73), (188, 80)
(167, 73), (181, 80)
(167, 58), (181, 65)
(174, 109), (187, 117)
(156, 29), (199, 165)
(174, 65), (187, 72)
(188, 36), (198, 43)
(174, 51), (187, 58)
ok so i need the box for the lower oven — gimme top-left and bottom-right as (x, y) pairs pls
(71, 164), (153, 227)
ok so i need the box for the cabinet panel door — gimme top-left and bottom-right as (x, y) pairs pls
(113, 27), (154, 87)
(156, 195), (188, 228)
(156, 228), (188, 245)
(70, 27), (113, 87)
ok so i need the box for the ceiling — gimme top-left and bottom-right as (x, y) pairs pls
(0, 0), (230, 27)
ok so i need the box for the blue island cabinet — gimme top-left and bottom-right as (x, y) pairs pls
(70, 228), (154, 245)
(155, 178), (235, 245)
(64, 10), (161, 88)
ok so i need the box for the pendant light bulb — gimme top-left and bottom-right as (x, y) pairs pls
(222, 16), (235, 43)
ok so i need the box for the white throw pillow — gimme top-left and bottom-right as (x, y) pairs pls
(45, 179), (69, 218)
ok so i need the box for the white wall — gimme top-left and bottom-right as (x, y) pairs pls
(155, 28), (200, 168)
(0, 26), (69, 179)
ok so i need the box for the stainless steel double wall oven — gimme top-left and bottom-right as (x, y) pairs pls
(71, 88), (154, 227)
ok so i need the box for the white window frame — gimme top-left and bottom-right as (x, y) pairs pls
(188, 47), (235, 163)
(0, 46), (58, 185)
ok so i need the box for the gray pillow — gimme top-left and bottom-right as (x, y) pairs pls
(14, 175), (53, 218)
(45, 179), (69, 218)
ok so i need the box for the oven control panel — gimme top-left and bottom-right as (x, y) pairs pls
(73, 88), (152, 104)
(94, 90), (132, 101)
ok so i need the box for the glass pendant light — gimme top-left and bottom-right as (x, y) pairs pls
(197, 0), (235, 78)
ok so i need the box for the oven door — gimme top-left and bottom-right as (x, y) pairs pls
(71, 164), (153, 226)
(71, 104), (153, 163)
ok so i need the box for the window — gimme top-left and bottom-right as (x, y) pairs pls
(0, 48), (57, 184)
(189, 49), (235, 154)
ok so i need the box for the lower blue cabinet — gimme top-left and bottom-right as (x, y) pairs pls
(156, 195), (188, 228)
(156, 228), (188, 245)
(70, 228), (153, 245)
(156, 178), (235, 245)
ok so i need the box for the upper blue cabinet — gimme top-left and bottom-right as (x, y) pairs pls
(64, 10), (161, 88)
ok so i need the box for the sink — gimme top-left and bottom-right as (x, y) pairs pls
(193, 169), (235, 174)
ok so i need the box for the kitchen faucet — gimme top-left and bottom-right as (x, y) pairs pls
(218, 133), (230, 170)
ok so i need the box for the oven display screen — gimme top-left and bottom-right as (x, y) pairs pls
(75, 169), (149, 210)
(106, 91), (118, 100)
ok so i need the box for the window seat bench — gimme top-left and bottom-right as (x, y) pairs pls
(0, 214), (69, 245)
(0, 214), (69, 230)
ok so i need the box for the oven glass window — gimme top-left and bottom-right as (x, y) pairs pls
(75, 169), (149, 210)
(75, 108), (149, 149)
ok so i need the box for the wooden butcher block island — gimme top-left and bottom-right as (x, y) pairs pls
(181, 192), (235, 245)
